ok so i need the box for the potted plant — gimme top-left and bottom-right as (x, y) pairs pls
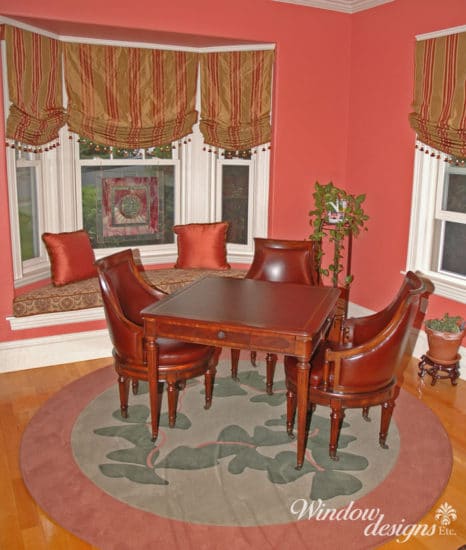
(425, 313), (465, 362)
(309, 181), (369, 288)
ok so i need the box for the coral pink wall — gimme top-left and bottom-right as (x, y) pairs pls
(0, 0), (464, 346)
(0, 0), (351, 343)
(346, 0), (466, 325)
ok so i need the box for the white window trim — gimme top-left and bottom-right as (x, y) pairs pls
(406, 141), (466, 303)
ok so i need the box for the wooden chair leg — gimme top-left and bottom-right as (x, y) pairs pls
(231, 348), (240, 380)
(379, 399), (395, 449)
(166, 382), (179, 428)
(204, 365), (217, 410)
(131, 379), (139, 395)
(362, 406), (371, 421)
(250, 350), (257, 366)
(118, 374), (130, 419)
(329, 404), (345, 460)
(286, 389), (297, 437)
(266, 353), (278, 395)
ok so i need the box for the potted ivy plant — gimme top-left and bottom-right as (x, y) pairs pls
(425, 313), (465, 362)
(309, 181), (369, 288)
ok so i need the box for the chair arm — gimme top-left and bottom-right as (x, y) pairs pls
(341, 308), (394, 346)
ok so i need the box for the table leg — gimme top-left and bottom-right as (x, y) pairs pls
(295, 358), (310, 469)
(145, 335), (160, 441)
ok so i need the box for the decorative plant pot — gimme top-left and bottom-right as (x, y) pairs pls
(425, 326), (465, 362)
(327, 211), (345, 224)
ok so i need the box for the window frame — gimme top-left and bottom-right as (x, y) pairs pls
(406, 140), (466, 301)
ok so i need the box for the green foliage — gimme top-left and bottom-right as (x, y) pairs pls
(81, 185), (97, 243)
(18, 210), (35, 261)
(309, 181), (369, 287)
(425, 313), (465, 334)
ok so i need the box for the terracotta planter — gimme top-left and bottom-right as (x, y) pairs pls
(425, 326), (465, 362)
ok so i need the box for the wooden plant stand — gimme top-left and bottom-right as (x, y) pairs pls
(418, 353), (461, 386)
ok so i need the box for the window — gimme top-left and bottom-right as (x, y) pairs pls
(5, 144), (63, 284)
(406, 141), (466, 301)
(5, 122), (269, 285)
(2, 41), (271, 286)
(77, 139), (177, 249)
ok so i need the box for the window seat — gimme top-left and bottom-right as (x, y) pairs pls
(13, 268), (247, 318)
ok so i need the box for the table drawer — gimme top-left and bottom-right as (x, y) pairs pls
(250, 334), (295, 353)
(156, 321), (251, 347)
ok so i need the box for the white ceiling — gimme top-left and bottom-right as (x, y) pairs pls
(272, 0), (394, 13)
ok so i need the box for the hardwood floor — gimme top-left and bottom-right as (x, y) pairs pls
(0, 356), (465, 549)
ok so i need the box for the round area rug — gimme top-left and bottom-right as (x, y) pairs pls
(20, 360), (453, 550)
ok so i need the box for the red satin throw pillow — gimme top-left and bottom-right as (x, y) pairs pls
(42, 230), (97, 286)
(173, 222), (230, 270)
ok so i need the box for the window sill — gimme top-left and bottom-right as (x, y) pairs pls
(406, 269), (466, 302)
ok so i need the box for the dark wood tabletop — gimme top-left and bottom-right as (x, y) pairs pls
(142, 276), (340, 468)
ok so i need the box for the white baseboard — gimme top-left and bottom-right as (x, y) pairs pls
(1, 302), (464, 380)
(0, 329), (112, 373)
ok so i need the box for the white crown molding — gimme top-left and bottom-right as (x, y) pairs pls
(416, 24), (466, 41)
(272, 0), (393, 14)
(0, 16), (274, 52)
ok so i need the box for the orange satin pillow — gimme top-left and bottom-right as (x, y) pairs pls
(173, 222), (230, 270)
(42, 230), (97, 286)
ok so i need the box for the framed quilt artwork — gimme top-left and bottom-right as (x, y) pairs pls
(101, 177), (158, 238)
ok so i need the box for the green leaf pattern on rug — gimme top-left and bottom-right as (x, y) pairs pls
(94, 373), (369, 499)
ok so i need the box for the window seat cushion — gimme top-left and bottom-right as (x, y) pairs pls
(13, 268), (246, 317)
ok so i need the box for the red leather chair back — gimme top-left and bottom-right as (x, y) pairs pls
(246, 238), (320, 286)
(96, 249), (165, 361)
(328, 273), (431, 393)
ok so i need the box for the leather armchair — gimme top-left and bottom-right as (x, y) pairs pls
(96, 249), (221, 441)
(284, 271), (433, 460)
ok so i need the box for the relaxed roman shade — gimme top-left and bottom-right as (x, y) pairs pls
(4, 25), (274, 151)
(409, 31), (466, 158)
(200, 50), (274, 150)
(64, 43), (198, 148)
(5, 25), (66, 147)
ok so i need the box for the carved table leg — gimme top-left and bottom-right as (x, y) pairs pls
(146, 335), (160, 441)
(295, 358), (310, 469)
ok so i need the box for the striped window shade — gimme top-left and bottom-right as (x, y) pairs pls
(5, 26), (66, 147)
(64, 43), (198, 148)
(409, 31), (466, 158)
(200, 50), (274, 150)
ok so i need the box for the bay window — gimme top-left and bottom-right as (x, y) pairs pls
(2, 26), (273, 287)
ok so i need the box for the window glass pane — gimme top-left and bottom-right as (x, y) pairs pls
(440, 221), (466, 277)
(79, 138), (173, 160)
(81, 165), (175, 248)
(222, 165), (249, 244)
(16, 167), (40, 261)
(442, 168), (466, 214)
